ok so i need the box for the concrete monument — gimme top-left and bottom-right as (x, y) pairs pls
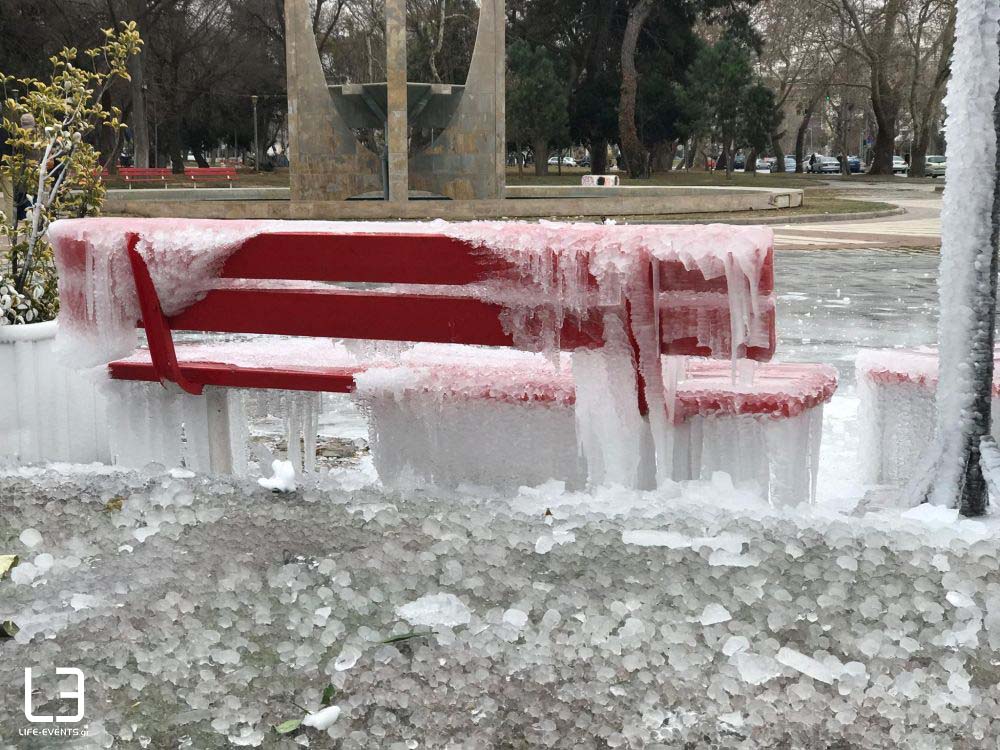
(284, 0), (505, 203)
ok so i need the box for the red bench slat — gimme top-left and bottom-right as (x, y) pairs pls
(167, 289), (607, 349)
(220, 233), (515, 284)
(108, 360), (360, 393)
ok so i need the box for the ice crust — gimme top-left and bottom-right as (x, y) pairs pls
(924, 0), (1000, 506)
(354, 345), (833, 504)
(858, 349), (1000, 485)
(4, 468), (1000, 747)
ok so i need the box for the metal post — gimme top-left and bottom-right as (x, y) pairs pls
(252, 95), (260, 172)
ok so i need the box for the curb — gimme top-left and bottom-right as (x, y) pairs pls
(636, 207), (907, 226)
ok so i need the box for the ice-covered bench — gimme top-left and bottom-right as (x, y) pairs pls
(857, 348), (1000, 484)
(49, 218), (835, 501)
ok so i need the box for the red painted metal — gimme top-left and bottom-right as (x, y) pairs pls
(109, 359), (360, 393)
(219, 233), (515, 284)
(115, 228), (777, 399)
(126, 234), (204, 395)
(168, 288), (604, 349)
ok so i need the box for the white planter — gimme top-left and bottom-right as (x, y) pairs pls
(0, 319), (110, 464)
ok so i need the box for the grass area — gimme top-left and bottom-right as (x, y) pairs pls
(100, 166), (897, 222)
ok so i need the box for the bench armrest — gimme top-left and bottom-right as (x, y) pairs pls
(125, 232), (204, 395)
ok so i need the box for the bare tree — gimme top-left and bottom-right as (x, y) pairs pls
(754, 0), (831, 171)
(820, 0), (909, 175)
(901, 0), (955, 176)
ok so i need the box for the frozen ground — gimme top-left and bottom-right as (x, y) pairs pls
(8, 248), (1000, 750)
(774, 249), (938, 509)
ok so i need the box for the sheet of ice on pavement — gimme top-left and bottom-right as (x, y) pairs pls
(774, 250), (938, 508)
(4, 467), (1000, 747)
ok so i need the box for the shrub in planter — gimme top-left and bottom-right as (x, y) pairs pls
(0, 23), (142, 326)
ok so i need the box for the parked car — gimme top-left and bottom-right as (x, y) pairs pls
(547, 155), (577, 167)
(755, 158), (770, 172)
(808, 155), (841, 174)
(713, 154), (746, 171)
(847, 155), (862, 173)
(892, 155), (909, 175)
(578, 156), (591, 168)
(925, 155), (946, 177)
(784, 155), (798, 172)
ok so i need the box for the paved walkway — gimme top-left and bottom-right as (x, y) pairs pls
(774, 183), (942, 250)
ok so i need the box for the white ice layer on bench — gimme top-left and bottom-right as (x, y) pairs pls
(857, 349), (1000, 485)
(354, 346), (828, 506)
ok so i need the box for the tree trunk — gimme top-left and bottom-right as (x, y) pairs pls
(685, 136), (699, 170)
(127, 0), (150, 168)
(166, 117), (185, 173)
(651, 140), (676, 172)
(746, 148), (757, 174)
(591, 137), (608, 174)
(794, 95), (821, 173)
(665, 140), (678, 171)
(99, 89), (120, 175)
(618, 0), (654, 180)
(868, 79), (899, 176)
(910, 136), (929, 178)
(772, 134), (785, 173)
(192, 146), (209, 168)
(533, 137), (549, 176)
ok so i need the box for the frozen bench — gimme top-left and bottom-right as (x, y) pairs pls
(50, 220), (835, 501)
(857, 349), (1000, 484)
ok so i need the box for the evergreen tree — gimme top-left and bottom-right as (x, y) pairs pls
(506, 39), (570, 176)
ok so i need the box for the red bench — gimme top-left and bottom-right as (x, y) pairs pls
(188, 167), (238, 188)
(50, 220), (835, 498)
(106, 229), (774, 397)
(119, 168), (172, 188)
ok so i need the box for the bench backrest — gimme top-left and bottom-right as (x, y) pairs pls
(128, 231), (775, 365)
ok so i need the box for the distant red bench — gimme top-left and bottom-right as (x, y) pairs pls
(119, 168), (171, 188)
(188, 167), (238, 188)
(105, 167), (238, 188)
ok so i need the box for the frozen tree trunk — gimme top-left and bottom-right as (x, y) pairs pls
(912, 0), (1000, 516)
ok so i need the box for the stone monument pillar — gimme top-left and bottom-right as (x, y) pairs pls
(385, 0), (409, 203)
(284, 0), (380, 201)
(409, 0), (506, 200)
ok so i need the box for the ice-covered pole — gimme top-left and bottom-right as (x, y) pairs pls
(913, 0), (1000, 515)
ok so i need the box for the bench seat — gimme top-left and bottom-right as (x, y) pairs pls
(109, 339), (836, 503)
(110, 340), (835, 418)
